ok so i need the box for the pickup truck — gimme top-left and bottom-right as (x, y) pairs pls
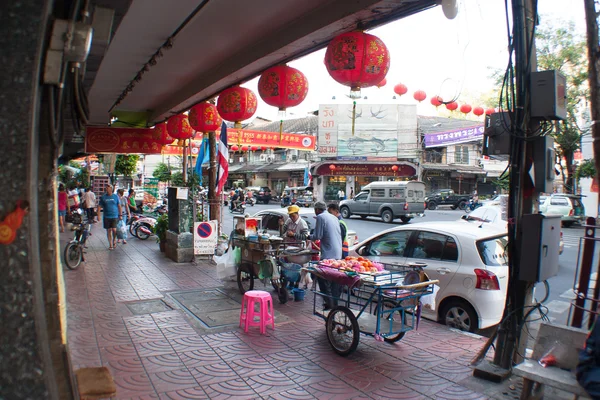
(424, 189), (470, 210)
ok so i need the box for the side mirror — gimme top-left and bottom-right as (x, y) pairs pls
(461, 215), (468, 220)
(357, 245), (366, 255)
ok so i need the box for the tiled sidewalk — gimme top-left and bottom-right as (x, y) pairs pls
(63, 228), (518, 400)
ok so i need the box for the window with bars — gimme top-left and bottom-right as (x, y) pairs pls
(424, 149), (443, 163)
(455, 146), (470, 164)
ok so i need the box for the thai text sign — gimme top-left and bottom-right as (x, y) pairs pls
(318, 105), (338, 156)
(424, 126), (484, 148)
(194, 221), (218, 255)
(228, 129), (316, 150)
(315, 163), (416, 177)
(85, 126), (163, 154)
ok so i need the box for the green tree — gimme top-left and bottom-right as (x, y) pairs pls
(170, 171), (200, 189)
(493, 171), (510, 192)
(152, 162), (172, 183)
(171, 171), (184, 187)
(575, 158), (596, 181)
(536, 20), (588, 193)
(114, 155), (140, 177)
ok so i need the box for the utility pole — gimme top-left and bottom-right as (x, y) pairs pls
(474, 0), (538, 379)
(584, 0), (600, 205)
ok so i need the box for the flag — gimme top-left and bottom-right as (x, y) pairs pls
(216, 122), (229, 194)
(304, 163), (312, 186)
(194, 138), (210, 185)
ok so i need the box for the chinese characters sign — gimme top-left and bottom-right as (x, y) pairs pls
(227, 129), (316, 150)
(85, 127), (163, 154)
(424, 126), (484, 148)
(315, 163), (416, 177)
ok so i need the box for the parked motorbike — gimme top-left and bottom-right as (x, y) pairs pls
(466, 199), (483, 212)
(131, 216), (157, 240)
(229, 201), (246, 214)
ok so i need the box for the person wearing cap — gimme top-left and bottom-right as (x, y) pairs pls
(311, 201), (342, 309)
(278, 205), (309, 243)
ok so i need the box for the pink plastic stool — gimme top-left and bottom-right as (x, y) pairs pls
(239, 290), (274, 334)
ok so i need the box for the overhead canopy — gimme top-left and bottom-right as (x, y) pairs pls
(68, 0), (438, 158)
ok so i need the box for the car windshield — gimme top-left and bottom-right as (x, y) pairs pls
(476, 236), (508, 267)
(570, 197), (584, 209)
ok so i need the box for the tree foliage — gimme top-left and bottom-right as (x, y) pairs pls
(170, 171), (200, 189)
(493, 171), (510, 192)
(536, 20), (588, 193)
(115, 155), (140, 177)
(152, 162), (172, 183)
(576, 159), (596, 180)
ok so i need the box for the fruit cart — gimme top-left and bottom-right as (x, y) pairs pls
(305, 261), (438, 356)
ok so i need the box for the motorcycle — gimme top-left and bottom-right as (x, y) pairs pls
(466, 198), (483, 212)
(131, 216), (157, 240)
(229, 201), (246, 214)
(245, 195), (256, 206)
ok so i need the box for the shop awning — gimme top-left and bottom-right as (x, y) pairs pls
(422, 163), (486, 175)
(228, 165), (244, 173)
(277, 162), (309, 171)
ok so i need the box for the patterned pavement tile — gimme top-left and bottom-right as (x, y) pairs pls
(169, 335), (208, 353)
(282, 362), (334, 386)
(372, 359), (421, 382)
(158, 386), (209, 399)
(203, 331), (243, 348)
(210, 342), (258, 361)
(148, 368), (198, 393)
(369, 382), (428, 400)
(430, 361), (474, 382)
(264, 350), (309, 370)
(228, 354), (275, 377)
(69, 333), (99, 348)
(305, 377), (366, 400)
(160, 325), (198, 340)
(421, 343), (473, 361)
(104, 357), (145, 376)
(100, 344), (138, 362)
(314, 357), (372, 377)
(397, 349), (446, 370)
(341, 368), (394, 393)
(95, 320), (128, 333)
(130, 328), (167, 343)
(114, 393), (160, 400)
(111, 373), (156, 398)
(70, 346), (101, 361)
(244, 370), (297, 396)
(266, 387), (316, 399)
(236, 333), (290, 354)
(134, 340), (175, 358)
(435, 384), (490, 400)
(96, 330), (134, 347)
(402, 371), (454, 396)
(141, 353), (185, 373)
(189, 363), (238, 386)
(178, 347), (222, 368)
(203, 377), (259, 400)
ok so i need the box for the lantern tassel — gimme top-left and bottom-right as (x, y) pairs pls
(279, 119), (283, 144)
(351, 101), (356, 137)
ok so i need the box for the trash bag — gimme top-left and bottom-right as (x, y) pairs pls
(116, 219), (127, 240)
(214, 248), (238, 280)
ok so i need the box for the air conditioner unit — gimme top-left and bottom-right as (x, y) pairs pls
(259, 154), (268, 161)
(291, 155), (298, 162)
(267, 155), (274, 163)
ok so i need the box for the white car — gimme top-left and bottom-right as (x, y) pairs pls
(462, 204), (564, 254)
(252, 208), (359, 246)
(350, 221), (508, 332)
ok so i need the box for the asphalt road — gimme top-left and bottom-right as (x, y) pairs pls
(223, 202), (591, 330)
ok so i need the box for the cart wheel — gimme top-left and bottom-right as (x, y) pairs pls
(326, 306), (360, 356)
(237, 264), (254, 294)
(271, 279), (280, 292)
(278, 287), (289, 304)
(374, 300), (406, 343)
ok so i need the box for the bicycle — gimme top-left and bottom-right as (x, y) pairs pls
(63, 210), (91, 270)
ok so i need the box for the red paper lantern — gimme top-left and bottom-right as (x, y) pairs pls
(446, 101), (458, 111)
(430, 96), (442, 107)
(152, 122), (175, 145)
(261, 146), (267, 151)
(241, 145), (249, 151)
(231, 145), (239, 151)
(324, 31), (390, 95)
(413, 90), (426, 102)
(167, 114), (194, 140)
(485, 107), (495, 115)
(329, 164), (336, 171)
(217, 86), (257, 128)
(250, 145), (258, 151)
(258, 65), (309, 111)
(377, 78), (387, 88)
(391, 165), (399, 172)
(460, 104), (472, 114)
(188, 102), (222, 133)
(473, 106), (485, 116)
(394, 83), (408, 96)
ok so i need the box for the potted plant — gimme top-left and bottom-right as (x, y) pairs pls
(154, 214), (169, 252)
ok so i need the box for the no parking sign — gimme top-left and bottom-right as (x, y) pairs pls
(194, 221), (217, 255)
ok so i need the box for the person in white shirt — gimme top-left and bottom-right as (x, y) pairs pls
(83, 188), (97, 222)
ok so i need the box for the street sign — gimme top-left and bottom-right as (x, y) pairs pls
(194, 221), (217, 255)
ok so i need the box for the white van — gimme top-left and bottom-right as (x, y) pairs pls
(339, 181), (426, 223)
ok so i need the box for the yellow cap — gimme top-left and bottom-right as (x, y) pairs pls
(287, 205), (300, 214)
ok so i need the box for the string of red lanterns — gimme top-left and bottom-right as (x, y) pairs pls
(413, 90), (427, 102)
(459, 104), (472, 114)
(394, 83), (408, 96)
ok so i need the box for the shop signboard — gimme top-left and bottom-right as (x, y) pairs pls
(227, 129), (315, 150)
(315, 163), (416, 177)
(143, 177), (159, 204)
(424, 126), (484, 148)
(194, 221), (218, 255)
(317, 104), (419, 160)
(85, 126), (164, 154)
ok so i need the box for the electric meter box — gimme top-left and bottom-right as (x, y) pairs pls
(482, 112), (512, 158)
(530, 70), (567, 120)
(519, 213), (561, 282)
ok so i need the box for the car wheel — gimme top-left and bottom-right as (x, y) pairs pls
(441, 300), (478, 332)
(458, 200), (468, 211)
(340, 206), (351, 219)
(399, 216), (412, 224)
(427, 202), (437, 210)
(381, 209), (394, 223)
(450, 205), (457, 210)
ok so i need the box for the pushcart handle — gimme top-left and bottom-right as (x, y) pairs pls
(394, 279), (439, 289)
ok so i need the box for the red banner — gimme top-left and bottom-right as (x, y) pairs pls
(85, 126), (163, 154)
(162, 141), (201, 156)
(315, 163), (416, 177)
(228, 129), (316, 150)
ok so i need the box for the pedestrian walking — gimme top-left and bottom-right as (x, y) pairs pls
(98, 184), (122, 250)
(127, 189), (137, 217)
(350, 187), (354, 199)
(310, 201), (342, 309)
(83, 187), (97, 223)
(327, 203), (348, 258)
(58, 184), (68, 233)
(337, 189), (345, 201)
(117, 189), (130, 244)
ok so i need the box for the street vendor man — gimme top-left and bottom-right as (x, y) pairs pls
(278, 205), (309, 243)
(310, 201), (342, 309)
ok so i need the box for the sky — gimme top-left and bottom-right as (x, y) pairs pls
(241, 0), (587, 122)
